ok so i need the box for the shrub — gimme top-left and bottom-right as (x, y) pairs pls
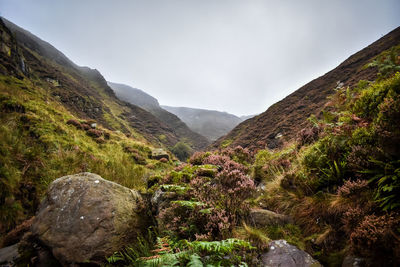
(350, 214), (400, 262)
(86, 128), (102, 138)
(297, 125), (321, 147)
(188, 151), (210, 165)
(157, 153), (255, 240)
(66, 119), (82, 129)
(221, 146), (253, 165)
(337, 179), (369, 198)
(171, 142), (193, 161)
(159, 157), (168, 163)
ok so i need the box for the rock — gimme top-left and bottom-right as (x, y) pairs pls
(31, 172), (149, 266)
(151, 188), (179, 232)
(342, 254), (368, 267)
(247, 208), (293, 227)
(0, 243), (19, 266)
(151, 148), (169, 160)
(261, 240), (321, 267)
(151, 188), (177, 213)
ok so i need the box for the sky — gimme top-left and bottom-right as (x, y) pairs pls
(1, 0), (399, 116)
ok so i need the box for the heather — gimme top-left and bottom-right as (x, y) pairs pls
(255, 71), (400, 265)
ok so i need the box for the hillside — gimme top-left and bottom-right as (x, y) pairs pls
(213, 26), (400, 150)
(162, 105), (246, 141)
(0, 17), (183, 234)
(108, 82), (209, 150)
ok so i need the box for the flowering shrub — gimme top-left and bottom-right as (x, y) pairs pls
(220, 146), (253, 164)
(350, 214), (400, 261)
(337, 179), (369, 198)
(157, 152), (255, 240)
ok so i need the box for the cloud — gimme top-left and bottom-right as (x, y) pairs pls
(1, 0), (399, 115)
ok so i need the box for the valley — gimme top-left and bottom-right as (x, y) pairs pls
(0, 14), (400, 267)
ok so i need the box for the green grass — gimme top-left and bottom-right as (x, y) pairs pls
(0, 75), (173, 234)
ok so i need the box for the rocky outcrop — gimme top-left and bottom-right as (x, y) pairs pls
(151, 148), (170, 160)
(247, 208), (293, 227)
(31, 172), (149, 266)
(261, 240), (321, 267)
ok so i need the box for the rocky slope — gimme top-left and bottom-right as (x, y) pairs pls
(162, 105), (248, 141)
(213, 26), (400, 150)
(108, 81), (209, 150)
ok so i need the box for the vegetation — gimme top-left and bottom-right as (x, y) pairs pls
(170, 141), (193, 161)
(2, 20), (400, 267)
(0, 75), (173, 235)
(108, 236), (255, 266)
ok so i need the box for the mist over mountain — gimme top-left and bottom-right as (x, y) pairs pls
(107, 82), (160, 110)
(162, 106), (252, 141)
(108, 81), (251, 141)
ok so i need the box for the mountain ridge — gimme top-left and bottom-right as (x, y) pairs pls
(107, 81), (209, 150)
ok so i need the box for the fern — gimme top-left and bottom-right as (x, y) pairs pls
(367, 159), (400, 210)
(187, 253), (203, 267)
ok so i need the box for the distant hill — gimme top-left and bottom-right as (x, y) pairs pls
(107, 82), (209, 150)
(213, 26), (400, 150)
(162, 106), (249, 141)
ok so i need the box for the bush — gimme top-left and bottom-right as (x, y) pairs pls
(350, 214), (400, 262)
(171, 142), (193, 161)
(157, 153), (255, 240)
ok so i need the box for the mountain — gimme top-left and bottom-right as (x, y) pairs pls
(107, 82), (209, 150)
(0, 17), (202, 149)
(213, 26), (400, 150)
(107, 82), (160, 110)
(162, 106), (245, 141)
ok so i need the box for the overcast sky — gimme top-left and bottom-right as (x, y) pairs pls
(1, 0), (399, 116)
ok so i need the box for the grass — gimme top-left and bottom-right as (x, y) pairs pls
(0, 74), (174, 234)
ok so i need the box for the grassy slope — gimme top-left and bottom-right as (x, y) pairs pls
(0, 18), (177, 236)
(0, 74), (175, 233)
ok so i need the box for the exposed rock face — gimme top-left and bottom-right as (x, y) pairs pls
(31, 172), (148, 266)
(248, 208), (293, 227)
(261, 240), (321, 267)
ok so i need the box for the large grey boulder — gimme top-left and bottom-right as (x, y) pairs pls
(261, 240), (321, 267)
(31, 172), (148, 266)
(248, 208), (293, 227)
